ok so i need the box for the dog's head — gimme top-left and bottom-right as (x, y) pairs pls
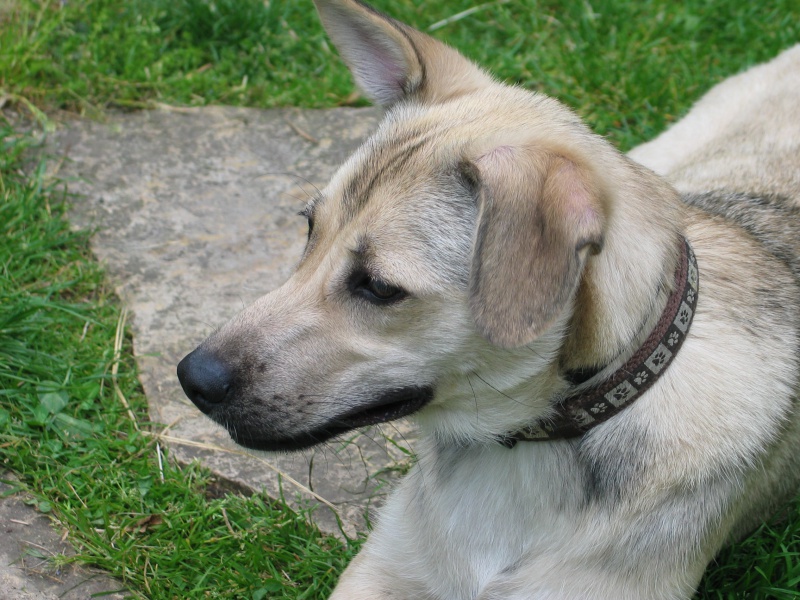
(178, 0), (619, 451)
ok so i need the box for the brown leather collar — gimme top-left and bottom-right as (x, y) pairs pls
(502, 237), (699, 445)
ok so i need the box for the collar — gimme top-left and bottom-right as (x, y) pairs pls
(503, 237), (699, 445)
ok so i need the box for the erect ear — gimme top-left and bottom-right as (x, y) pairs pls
(469, 147), (605, 348)
(313, 0), (491, 106)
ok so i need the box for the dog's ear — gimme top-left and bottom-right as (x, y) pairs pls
(313, 0), (490, 106)
(469, 148), (605, 348)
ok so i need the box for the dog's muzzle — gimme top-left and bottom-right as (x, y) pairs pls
(177, 346), (434, 452)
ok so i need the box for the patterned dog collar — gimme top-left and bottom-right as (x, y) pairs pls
(503, 237), (699, 444)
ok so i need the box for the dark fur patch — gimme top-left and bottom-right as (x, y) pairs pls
(579, 423), (650, 504)
(684, 191), (800, 278)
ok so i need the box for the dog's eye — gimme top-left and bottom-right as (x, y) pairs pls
(299, 206), (315, 239)
(367, 278), (402, 300)
(350, 273), (407, 305)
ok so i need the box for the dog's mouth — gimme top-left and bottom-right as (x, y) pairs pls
(228, 385), (434, 452)
(336, 386), (434, 429)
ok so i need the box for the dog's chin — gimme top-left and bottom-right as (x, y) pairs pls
(226, 385), (435, 452)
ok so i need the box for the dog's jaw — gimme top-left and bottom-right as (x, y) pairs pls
(224, 385), (435, 452)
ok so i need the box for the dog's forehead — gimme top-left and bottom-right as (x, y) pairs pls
(314, 108), (478, 226)
(306, 109), (480, 288)
(327, 123), (452, 216)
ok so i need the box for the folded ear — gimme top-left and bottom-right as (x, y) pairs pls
(313, 0), (491, 106)
(469, 148), (605, 348)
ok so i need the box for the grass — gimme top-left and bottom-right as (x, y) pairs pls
(1, 0), (799, 148)
(0, 0), (799, 598)
(699, 505), (800, 599)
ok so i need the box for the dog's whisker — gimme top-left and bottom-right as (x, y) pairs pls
(466, 373), (480, 428)
(523, 344), (548, 362)
(277, 171), (325, 203)
(471, 372), (535, 409)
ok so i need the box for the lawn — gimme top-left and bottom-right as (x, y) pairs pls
(1, 0), (799, 599)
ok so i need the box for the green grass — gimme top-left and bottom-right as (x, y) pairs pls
(699, 505), (800, 599)
(1, 0), (799, 598)
(1, 0), (799, 147)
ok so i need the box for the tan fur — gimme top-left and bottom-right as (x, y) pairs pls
(176, 2), (800, 598)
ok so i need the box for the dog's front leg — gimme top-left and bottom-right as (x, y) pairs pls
(475, 563), (700, 600)
(476, 575), (637, 600)
(329, 551), (384, 600)
(330, 547), (423, 600)
(476, 571), (609, 600)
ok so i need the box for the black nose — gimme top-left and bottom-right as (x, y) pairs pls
(177, 348), (233, 414)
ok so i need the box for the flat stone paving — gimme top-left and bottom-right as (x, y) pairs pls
(0, 475), (129, 600)
(50, 105), (420, 537)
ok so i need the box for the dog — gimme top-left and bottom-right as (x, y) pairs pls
(177, 0), (800, 597)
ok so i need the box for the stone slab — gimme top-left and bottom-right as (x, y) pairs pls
(0, 475), (130, 600)
(52, 106), (419, 536)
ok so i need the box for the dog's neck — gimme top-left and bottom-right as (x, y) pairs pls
(505, 236), (698, 442)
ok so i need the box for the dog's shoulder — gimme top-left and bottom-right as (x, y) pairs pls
(684, 191), (800, 279)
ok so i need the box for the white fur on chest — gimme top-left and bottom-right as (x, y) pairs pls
(368, 441), (588, 599)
